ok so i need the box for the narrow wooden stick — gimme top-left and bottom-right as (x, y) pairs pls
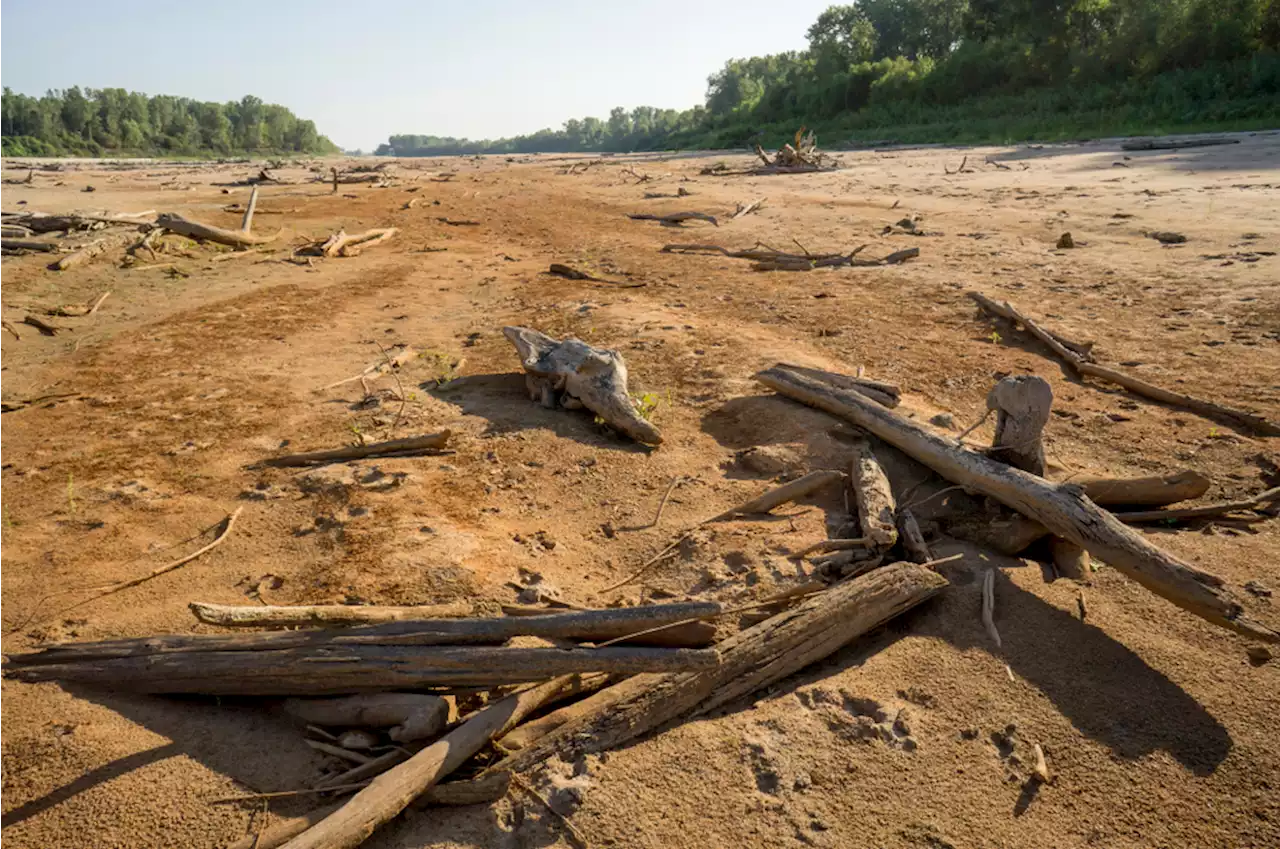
(707, 470), (845, 522)
(261, 431), (450, 467)
(849, 439), (898, 546)
(982, 568), (1002, 649)
(790, 538), (871, 559)
(190, 601), (471, 628)
(1113, 487), (1280, 524)
(306, 740), (372, 765)
(241, 185), (260, 234)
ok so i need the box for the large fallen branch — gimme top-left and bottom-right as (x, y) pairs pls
(13, 602), (725, 665)
(970, 292), (1280, 437)
(755, 364), (1277, 642)
(155, 212), (278, 248)
(49, 232), (135, 271)
(3, 644), (721, 695)
(261, 431), (451, 467)
(628, 211), (718, 227)
(660, 241), (916, 271)
(1075, 470), (1211, 506)
(479, 562), (948, 776)
(278, 676), (584, 849)
(504, 326), (662, 445)
(190, 601), (472, 627)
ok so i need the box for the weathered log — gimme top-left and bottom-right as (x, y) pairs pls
(775, 363), (899, 408)
(1, 239), (58, 252)
(732, 198), (766, 219)
(987, 376), (1053, 476)
(49, 232), (133, 271)
(970, 292), (1280, 437)
(479, 562), (948, 777)
(224, 774), (512, 849)
(12, 602), (726, 664)
(156, 212), (277, 248)
(504, 326), (661, 445)
(495, 675), (614, 752)
(1112, 486), (1280, 524)
(708, 469), (845, 522)
(1074, 470), (1211, 506)
(968, 292), (1094, 359)
(1051, 537), (1092, 581)
(191, 601), (471, 627)
(755, 363), (1278, 642)
(4, 644), (720, 695)
(279, 677), (581, 849)
(850, 439), (898, 547)
(283, 694), (449, 742)
(627, 211), (718, 227)
(1121, 138), (1239, 151)
(261, 431), (451, 467)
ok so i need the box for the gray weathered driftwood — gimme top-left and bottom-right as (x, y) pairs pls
(478, 562), (947, 777)
(155, 212), (278, 248)
(849, 439), (898, 547)
(504, 326), (662, 444)
(755, 363), (1278, 642)
(191, 601), (472, 627)
(1075, 470), (1211, 506)
(283, 694), (449, 742)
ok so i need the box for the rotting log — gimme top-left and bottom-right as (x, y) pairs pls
(10, 602), (725, 663)
(1, 239), (59, 252)
(479, 562), (948, 776)
(970, 292), (1280, 437)
(261, 431), (451, 467)
(278, 676), (582, 849)
(4, 644), (720, 696)
(1075, 470), (1211, 507)
(155, 212), (277, 248)
(755, 363), (1278, 642)
(495, 674), (614, 751)
(504, 326), (661, 445)
(849, 439), (898, 547)
(283, 694), (449, 742)
(190, 601), (471, 627)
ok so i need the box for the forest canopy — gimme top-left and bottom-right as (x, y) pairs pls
(1, 87), (339, 157)
(379, 0), (1280, 155)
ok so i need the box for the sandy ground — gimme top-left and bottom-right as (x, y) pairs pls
(2, 133), (1279, 849)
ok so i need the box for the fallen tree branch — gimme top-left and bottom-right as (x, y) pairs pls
(241, 185), (259, 233)
(707, 470), (845, 522)
(21, 315), (60, 335)
(547, 263), (645, 288)
(155, 212), (278, 248)
(1, 239), (59, 252)
(1075, 470), (1211, 507)
(732, 198), (766, 219)
(755, 363), (1278, 642)
(849, 439), (897, 547)
(982, 568), (1002, 648)
(1112, 486), (1280, 524)
(49, 232), (134, 271)
(1121, 138), (1239, 151)
(189, 601), (471, 627)
(627, 211), (718, 227)
(261, 431), (451, 467)
(970, 291), (1280, 436)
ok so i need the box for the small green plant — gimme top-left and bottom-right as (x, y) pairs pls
(989, 331), (1003, 345)
(422, 350), (461, 388)
(633, 392), (660, 420)
(1208, 427), (1220, 438)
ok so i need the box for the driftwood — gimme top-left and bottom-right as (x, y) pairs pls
(478, 562), (948, 777)
(898, 509), (932, 563)
(504, 326), (661, 444)
(547, 263), (645, 288)
(1050, 537), (1092, 581)
(320, 346), (417, 390)
(224, 774), (512, 849)
(1075, 470), (1211, 506)
(1121, 138), (1239, 151)
(190, 601), (472, 627)
(495, 674), (614, 751)
(660, 241), (915, 271)
(791, 537), (871, 559)
(1112, 486), (1280, 524)
(628, 211), (718, 227)
(283, 694), (449, 742)
(14, 603), (725, 663)
(849, 439), (898, 547)
(970, 292), (1280, 437)
(306, 228), (398, 258)
(982, 568), (1002, 648)
(240, 186), (259, 233)
(278, 676), (584, 849)
(1, 239), (58, 252)
(708, 469), (845, 522)
(3, 644), (722, 695)
(775, 363), (899, 408)
(155, 213), (277, 248)
(43, 291), (111, 317)
(732, 198), (766, 219)
(755, 364), (1278, 642)
(262, 431), (451, 467)
(49, 232), (134, 271)
(21, 315), (60, 336)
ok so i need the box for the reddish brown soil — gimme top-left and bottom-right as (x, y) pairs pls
(2, 138), (1279, 848)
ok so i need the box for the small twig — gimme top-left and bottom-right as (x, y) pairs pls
(511, 774), (590, 849)
(790, 538), (871, 559)
(899, 484), (967, 514)
(87, 291), (111, 315)
(601, 534), (688, 592)
(373, 341), (407, 435)
(646, 476), (681, 529)
(305, 740), (373, 765)
(210, 782), (368, 804)
(954, 408), (993, 443)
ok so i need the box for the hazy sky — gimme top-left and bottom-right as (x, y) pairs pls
(1, 0), (832, 150)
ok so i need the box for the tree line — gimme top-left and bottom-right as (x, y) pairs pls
(1, 87), (339, 157)
(379, 0), (1280, 155)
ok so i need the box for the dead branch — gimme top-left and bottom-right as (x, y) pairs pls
(189, 601), (472, 627)
(284, 694), (449, 743)
(320, 345), (417, 390)
(849, 439), (898, 546)
(1121, 138), (1239, 151)
(732, 198), (766, 219)
(982, 568), (1002, 648)
(547, 263), (645, 288)
(1112, 486), (1280, 524)
(628, 211), (718, 227)
(241, 186), (259, 233)
(1075, 470), (1211, 506)
(968, 292), (1095, 359)
(156, 213), (277, 248)
(898, 509), (932, 563)
(49, 232), (135, 271)
(970, 292), (1280, 436)
(707, 470), (846, 522)
(1, 239), (58, 252)
(504, 327), (662, 445)
(755, 363), (1278, 642)
(261, 430), (451, 467)
(437, 218), (480, 226)
(21, 315), (60, 335)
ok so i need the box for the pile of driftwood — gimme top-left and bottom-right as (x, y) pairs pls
(702, 127), (840, 176)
